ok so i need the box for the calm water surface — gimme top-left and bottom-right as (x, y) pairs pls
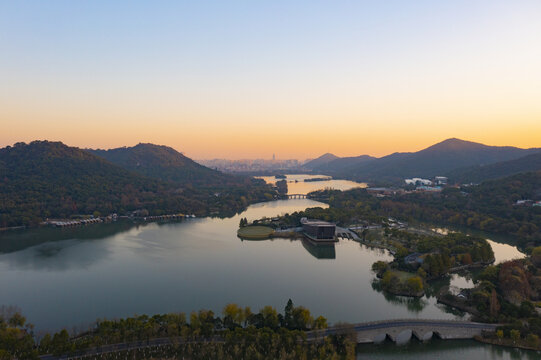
(0, 199), (454, 332)
(0, 176), (534, 358)
(257, 174), (367, 194)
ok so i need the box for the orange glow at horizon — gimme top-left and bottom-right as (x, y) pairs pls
(1, 1), (541, 159)
(2, 108), (540, 160)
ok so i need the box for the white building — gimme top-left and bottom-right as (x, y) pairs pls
(405, 178), (432, 186)
(434, 176), (448, 185)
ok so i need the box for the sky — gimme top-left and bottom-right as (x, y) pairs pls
(1, 0), (540, 159)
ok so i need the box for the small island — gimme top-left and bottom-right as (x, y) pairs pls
(369, 229), (494, 297)
(237, 225), (275, 240)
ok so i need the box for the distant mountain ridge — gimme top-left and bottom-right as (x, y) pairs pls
(307, 155), (376, 174)
(303, 153), (339, 170)
(309, 138), (541, 184)
(88, 143), (242, 187)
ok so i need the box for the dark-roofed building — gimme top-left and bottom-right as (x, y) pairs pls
(301, 218), (336, 242)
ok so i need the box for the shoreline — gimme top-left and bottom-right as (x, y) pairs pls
(474, 336), (541, 352)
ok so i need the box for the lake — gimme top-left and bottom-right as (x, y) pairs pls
(257, 173), (367, 195)
(0, 175), (535, 358)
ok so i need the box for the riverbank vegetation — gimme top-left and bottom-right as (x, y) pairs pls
(0, 300), (363, 360)
(274, 170), (541, 249)
(371, 266), (425, 297)
(435, 247), (541, 350)
(369, 230), (494, 297)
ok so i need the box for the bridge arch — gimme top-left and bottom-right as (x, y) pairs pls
(392, 329), (413, 345)
(412, 330), (433, 342)
(371, 333), (387, 344)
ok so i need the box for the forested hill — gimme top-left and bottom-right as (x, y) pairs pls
(446, 151), (541, 184)
(299, 170), (541, 247)
(88, 143), (241, 187)
(310, 138), (540, 184)
(385, 170), (541, 246)
(0, 141), (275, 228)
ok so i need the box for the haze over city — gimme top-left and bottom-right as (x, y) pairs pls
(2, 0), (541, 159)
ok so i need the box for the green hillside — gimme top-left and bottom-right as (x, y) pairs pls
(447, 152), (541, 184)
(88, 143), (242, 187)
(0, 141), (275, 228)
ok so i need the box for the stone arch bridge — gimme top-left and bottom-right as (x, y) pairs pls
(307, 319), (499, 345)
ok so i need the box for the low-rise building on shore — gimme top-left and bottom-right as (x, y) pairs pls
(301, 218), (337, 243)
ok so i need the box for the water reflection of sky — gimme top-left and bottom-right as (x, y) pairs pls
(257, 174), (367, 195)
(486, 239), (525, 264)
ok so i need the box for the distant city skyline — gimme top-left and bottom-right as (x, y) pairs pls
(1, 1), (541, 159)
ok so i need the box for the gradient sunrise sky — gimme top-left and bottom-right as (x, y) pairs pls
(1, 0), (540, 159)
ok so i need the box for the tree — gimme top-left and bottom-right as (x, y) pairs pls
(531, 246), (541, 268)
(259, 306), (279, 329)
(371, 261), (388, 276)
(284, 299), (293, 329)
(0, 312), (38, 359)
(313, 316), (328, 330)
(243, 307), (252, 327)
(527, 333), (539, 348)
(510, 329), (521, 343)
(496, 330), (503, 342)
(223, 303), (243, 329)
(406, 276), (423, 293)
(461, 253), (473, 265)
(489, 289), (500, 318)
(51, 329), (71, 356)
(291, 306), (313, 330)
(7, 312), (25, 328)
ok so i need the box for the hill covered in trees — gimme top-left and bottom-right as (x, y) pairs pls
(273, 171), (541, 248)
(0, 141), (276, 228)
(88, 143), (242, 187)
(309, 138), (540, 184)
(447, 151), (541, 184)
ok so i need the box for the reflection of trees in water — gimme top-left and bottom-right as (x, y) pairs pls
(0, 221), (168, 271)
(371, 280), (428, 313)
(358, 243), (388, 257)
(0, 220), (158, 254)
(371, 272), (471, 316)
(423, 276), (451, 298)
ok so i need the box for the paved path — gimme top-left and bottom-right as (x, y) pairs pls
(336, 226), (362, 241)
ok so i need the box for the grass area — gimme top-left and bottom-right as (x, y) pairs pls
(394, 270), (416, 281)
(237, 226), (274, 240)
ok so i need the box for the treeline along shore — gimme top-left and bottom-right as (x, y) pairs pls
(0, 141), (279, 229)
